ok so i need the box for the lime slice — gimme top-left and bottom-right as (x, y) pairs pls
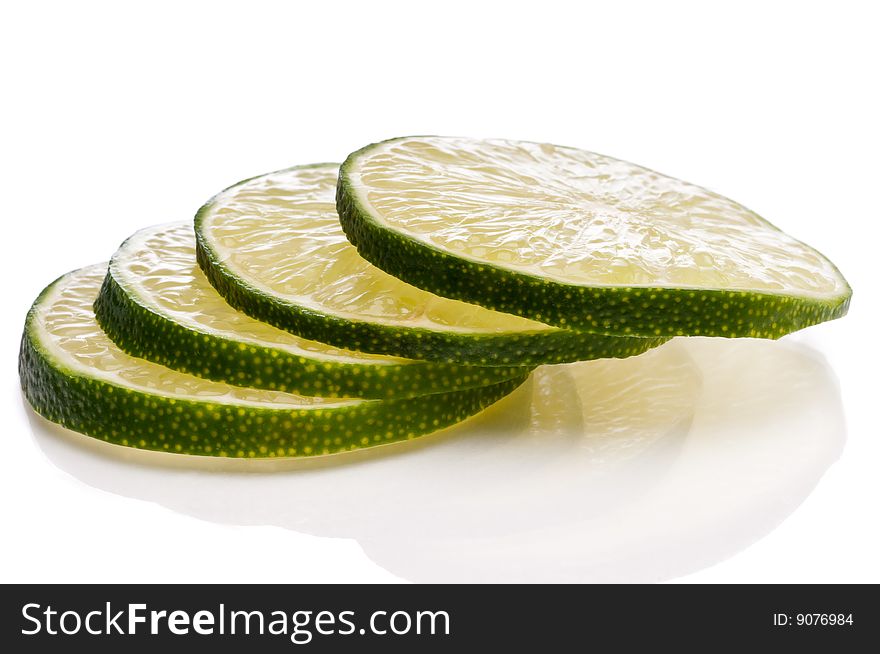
(19, 265), (524, 458)
(338, 136), (851, 338)
(195, 164), (665, 364)
(95, 222), (523, 399)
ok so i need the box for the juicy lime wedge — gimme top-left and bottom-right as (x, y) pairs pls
(195, 164), (665, 365)
(338, 136), (851, 338)
(19, 265), (524, 458)
(95, 222), (523, 399)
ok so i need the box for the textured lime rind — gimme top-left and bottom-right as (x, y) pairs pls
(338, 138), (851, 339)
(195, 165), (667, 365)
(20, 271), (526, 458)
(94, 256), (525, 399)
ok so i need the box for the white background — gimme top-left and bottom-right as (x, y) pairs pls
(1, 1), (877, 583)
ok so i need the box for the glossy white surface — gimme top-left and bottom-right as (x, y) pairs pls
(2, 1), (877, 583)
(26, 338), (844, 582)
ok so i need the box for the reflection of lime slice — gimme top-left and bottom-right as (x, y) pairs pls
(95, 222), (523, 399)
(29, 338), (843, 583)
(528, 342), (700, 463)
(19, 265), (524, 458)
(339, 136), (851, 337)
(195, 163), (665, 365)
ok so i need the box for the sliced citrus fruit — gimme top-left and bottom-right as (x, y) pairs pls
(95, 222), (524, 399)
(338, 136), (851, 338)
(195, 164), (665, 364)
(19, 265), (524, 458)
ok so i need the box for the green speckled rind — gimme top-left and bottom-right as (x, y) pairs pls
(94, 262), (525, 399)
(338, 140), (851, 339)
(20, 271), (526, 458)
(195, 165), (667, 365)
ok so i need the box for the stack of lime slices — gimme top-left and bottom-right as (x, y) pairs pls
(19, 137), (851, 459)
